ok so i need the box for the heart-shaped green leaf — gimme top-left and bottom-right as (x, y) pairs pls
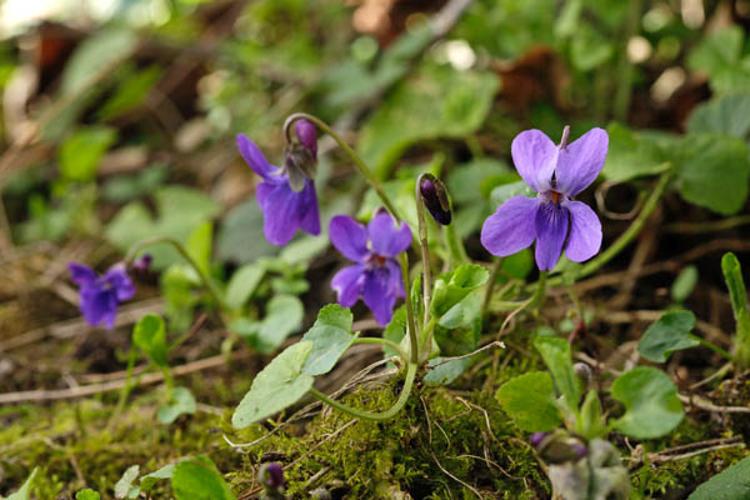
(302, 304), (356, 376)
(638, 310), (699, 363)
(611, 367), (684, 439)
(689, 456), (750, 500)
(157, 387), (197, 424)
(171, 456), (235, 500)
(232, 341), (314, 428)
(496, 371), (562, 432)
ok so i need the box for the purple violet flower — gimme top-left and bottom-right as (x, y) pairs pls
(237, 134), (320, 246)
(481, 127), (609, 271)
(330, 210), (412, 325)
(69, 262), (135, 329)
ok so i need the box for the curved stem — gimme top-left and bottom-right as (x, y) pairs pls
(284, 113), (402, 221)
(125, 236), (227, 310)
(531, 271), (548, 313)
(400, 253), (420, 364)
(308, 362), (418, 421)
(354, 337), (409, 365)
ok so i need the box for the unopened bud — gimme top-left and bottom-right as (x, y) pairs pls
(131, 253), (152, 273)
(258, 462), (285, 491)
(295, 119), (318, 158)
(418, 174), (452, 225)
(530, 432), (548, 448)
(574, 362), (593, 389)
(537, 433), (588, 464)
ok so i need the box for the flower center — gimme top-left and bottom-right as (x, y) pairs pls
(548, 190), (563, 205)
(366, 253), (388, 268)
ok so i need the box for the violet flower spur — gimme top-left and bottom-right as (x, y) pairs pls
(480, 127), (609, 271)
(69, 262), (135, 329)
(330, 210), (412, 325)
(236, 134), (320, 246)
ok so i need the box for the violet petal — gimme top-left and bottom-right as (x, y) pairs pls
(363, 267), (398, 325)
(329, 215), (369, 262)
(563, 200), (602, 263)
(367, 211), (412, 258)
(511, 129), (558, 192)
(534, 202), (569, 271)
(554, 127), (609, 196)
(480, 196), (539, 257)
(331, 264), (366, 307)
(237, 134), (275, 179)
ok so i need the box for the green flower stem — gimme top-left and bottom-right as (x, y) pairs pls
(354, 337), (409, 365)
(531, 271), (548, 312)
(284, 113), (402, 221)
(161, 366), (175, 401)
(308, 362), (418, 421)
(443, 215), (468, 266)
(125, 236), (227, 311)
(481, 258), (503, 318)
(415, 178), (433, 328)
(613, 0), (644, 121)
(400, 252), (420, 365)
(419, 317), (437, 363)
(107, 346), (137, 430)
(690, 335), (733, 361)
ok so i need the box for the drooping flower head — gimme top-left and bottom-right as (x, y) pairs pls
(69, 262), (135, 329)
(330, 210), (412, 325)
(481, 127), (608, 271)
(237, 134), (320, 246)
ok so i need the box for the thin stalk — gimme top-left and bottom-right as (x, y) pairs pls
(612, 0), (644, 121)
(125, 236), (227, 310)
(284, 113), (401, 220)
(107, 346), (137, 430)
(415, 179), (432, 327)
(481, 258), (503, 318)
(354, 337), (409, 365)
(400, 253), (420, 365)
(531, 271), (548, 313)
(444, 219), (468, 266)
(161, 366), (175, 401)
(691, 335), (733, 361)
(308, 362), (418, 421)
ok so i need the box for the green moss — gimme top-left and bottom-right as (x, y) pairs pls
(225, 372), (547, 498)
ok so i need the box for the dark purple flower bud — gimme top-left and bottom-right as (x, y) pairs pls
(572, 443), (588, 459)
(131, 253), (152, 273)
(69, 262), (135, 329)
(530, 432), (548, 448)
(294, 119), (317, 158)
(258, 462), (284, 490)
(418, 174), (452, 225)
